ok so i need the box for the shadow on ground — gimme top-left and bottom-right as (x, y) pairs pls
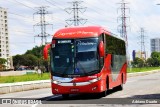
(128, 94), (160, 99)
(37, 86), (122, 101)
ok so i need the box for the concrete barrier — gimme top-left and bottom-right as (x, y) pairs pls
(0, 70), (159, 94)
(0, 80), (50, 94)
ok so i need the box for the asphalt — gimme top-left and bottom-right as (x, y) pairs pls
(0, 70), (160, 107)
(0, 70), (159, 94)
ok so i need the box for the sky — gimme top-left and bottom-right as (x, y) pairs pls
(0, 0), (160, 60)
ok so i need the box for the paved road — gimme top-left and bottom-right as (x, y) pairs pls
(0, 72), (160, 107)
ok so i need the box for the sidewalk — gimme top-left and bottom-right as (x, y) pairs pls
(0, 80), (50, 94)
(0, 70), (159, 94)
(127, 69), (160, 77)
(0, 70), (36, 76)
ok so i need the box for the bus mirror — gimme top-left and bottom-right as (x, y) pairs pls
(99, 41), (104, 58)
(43, 44), (51, 60)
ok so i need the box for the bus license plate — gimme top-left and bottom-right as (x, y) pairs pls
(71, 89), (79, 92)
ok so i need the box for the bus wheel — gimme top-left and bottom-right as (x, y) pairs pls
(117, 74), (123, 90)
(117, 84), (123, 90)
(101, 90), (107, 97)
(101, 77), (109, 97)
(62, 94), (69, 99)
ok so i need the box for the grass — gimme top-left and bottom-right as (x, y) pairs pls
(0, 67), (160, 83)
(0, 73), (50, 83)
(127, 67), (160, 73)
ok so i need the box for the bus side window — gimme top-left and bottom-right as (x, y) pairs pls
(99, 34), (104, 69)
(111, 55), (114, 67)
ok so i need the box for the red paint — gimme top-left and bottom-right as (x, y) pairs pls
(52, 80), (105, 94)
(53, 26), (110, 39)
(71, 74), (98, 82)
(43, 44), (51, 60)
(43, 26), (127, 95)
(99, 41), (105, 57)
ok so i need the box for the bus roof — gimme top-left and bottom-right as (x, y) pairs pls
(53, 26), (110, 39)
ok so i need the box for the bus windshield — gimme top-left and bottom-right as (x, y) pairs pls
(51, 38), (99, 77)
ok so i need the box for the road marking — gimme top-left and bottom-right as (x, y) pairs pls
(119, 94), (130, 98)
(45, 95), (62, 101)
(21, 93), (52, 98)
(31, 95), (61, 107)
(31, 103), (38, 107)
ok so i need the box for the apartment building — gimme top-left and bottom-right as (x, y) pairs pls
(0, 7), (12, 69)
(151, 38), (160, 53)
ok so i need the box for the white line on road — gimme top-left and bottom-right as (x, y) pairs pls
(21, 93), (52, 98)
(31, 95), (62, 107)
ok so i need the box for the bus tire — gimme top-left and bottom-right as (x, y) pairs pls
(62, 94), (69, 99)
(101, 76), (109, 97)
(117, 74), (123, 90)
(101, 90), (107, 97)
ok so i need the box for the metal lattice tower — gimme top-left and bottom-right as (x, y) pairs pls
(139, 28), (147, 60)
(33, 6), (53, 45)
(117, 0), (129, 45)
(65, 1), (87, 26)
(117, 0), (130, 67)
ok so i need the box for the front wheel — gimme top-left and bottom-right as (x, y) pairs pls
(117, 84), (123, 90)
(117, 74), (123, 90)
(62, 94), (69, 99)
(101, 90), (107, 97)
(101, 76), (109, 97)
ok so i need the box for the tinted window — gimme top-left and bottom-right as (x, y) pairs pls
(51, 38), (99, 77)
(105, 35), (126, 55)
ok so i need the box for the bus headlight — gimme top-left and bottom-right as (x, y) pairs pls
(89, 77), (101, 83)
(52, 80), (61, 84)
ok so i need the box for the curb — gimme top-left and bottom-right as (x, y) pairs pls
(127, 69), (160, 77)
(0, 70), (160, 94)
(0, 80), (50, 94)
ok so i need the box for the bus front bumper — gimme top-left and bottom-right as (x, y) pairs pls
(51, 79), (106, 94)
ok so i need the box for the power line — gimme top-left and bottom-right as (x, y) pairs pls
(8, 12), (29, 18)
(33, 6), (53, 45)
(13, 0), (36, 11)
(65, 1), (87, 26)
(44, 0), (64, 11)
(45, 0), (105, 26)
(83, 1), (117, 21)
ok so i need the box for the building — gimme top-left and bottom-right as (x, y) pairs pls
(132, 50), (147, 61)
(0, 7), (12, 69)
(151, 38), (160, 53)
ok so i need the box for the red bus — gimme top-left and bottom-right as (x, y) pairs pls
(43, 26), (127, 98)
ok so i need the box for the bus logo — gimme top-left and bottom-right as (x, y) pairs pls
(73, 82), (76, 86)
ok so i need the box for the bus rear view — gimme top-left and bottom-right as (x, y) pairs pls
(43, 26), (127, 99)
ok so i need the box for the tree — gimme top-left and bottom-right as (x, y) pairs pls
(22, 54), (38, 66)
(25, 45), (44, 58)
(146, 58), (154, 67)
(131, 57), (144, 67)
(151, 52), (160, 66)
(13, 54), (24, 67)
(13, 45), (49, 72)
(0, 58), (7, 65)
(0, 58), (7, 71)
